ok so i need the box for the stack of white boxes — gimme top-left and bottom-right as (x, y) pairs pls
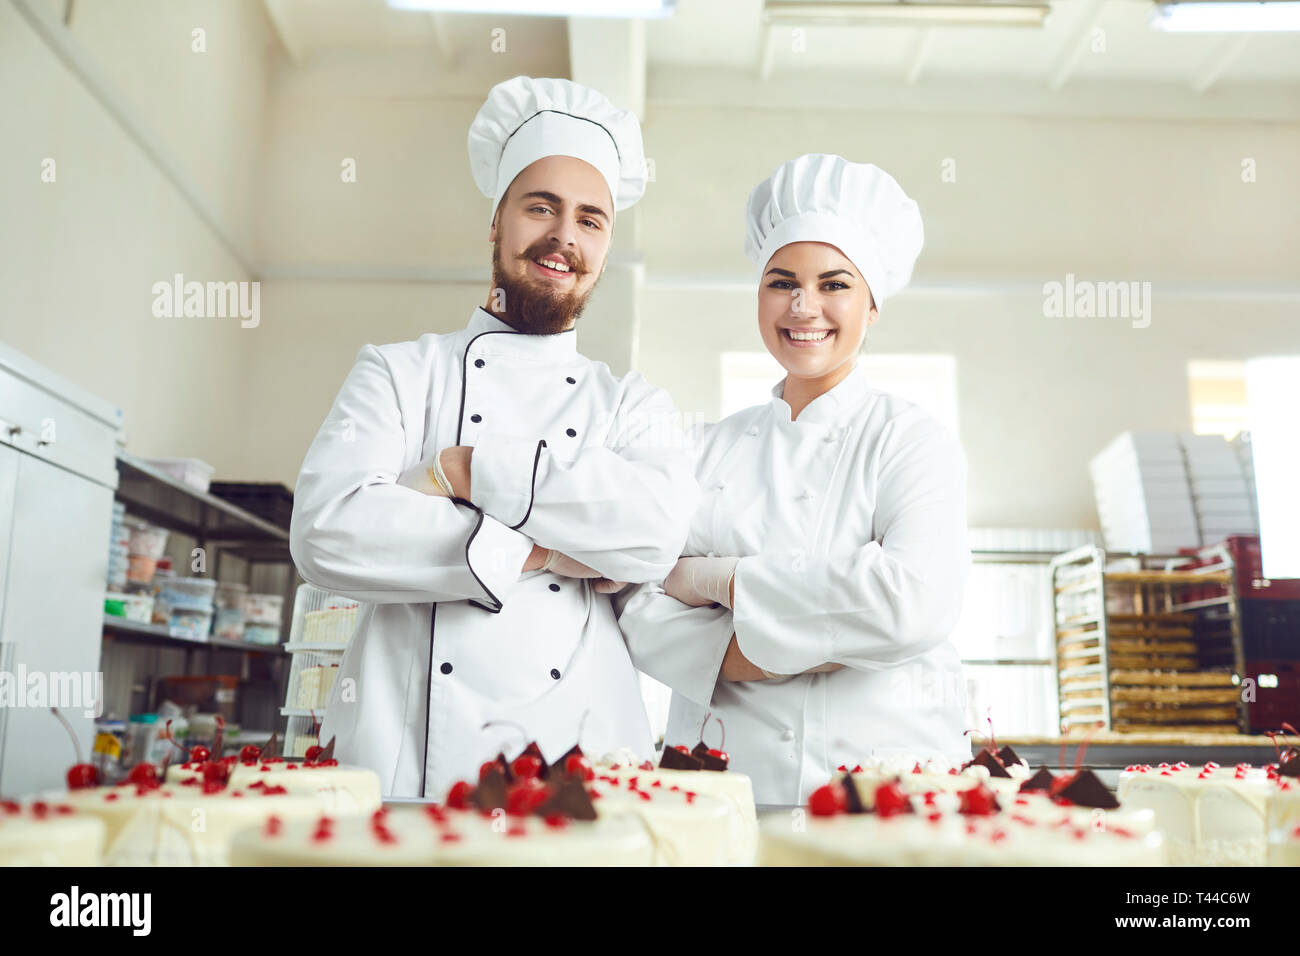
(1231, 431), (1259, 516)
(1181, 432), (1260, 543)
(1090, 432), (1199, 553)
(1090, 431), (1260, 554)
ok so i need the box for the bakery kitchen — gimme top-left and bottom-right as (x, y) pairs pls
(48, 886), (151, 936)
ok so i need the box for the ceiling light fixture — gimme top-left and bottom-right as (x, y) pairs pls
(763, 1), (1051, 28)
(1150, 0), (1300, 32)
(386, 0), (676, 17)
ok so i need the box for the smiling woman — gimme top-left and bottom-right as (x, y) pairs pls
(619, 153), (973, 807)
(758, 242), (877, 419)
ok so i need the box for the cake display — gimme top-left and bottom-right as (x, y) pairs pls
(48, 719), (368, 866)
(0, 800), (106, 866)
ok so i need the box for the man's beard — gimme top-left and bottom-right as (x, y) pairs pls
(490, 240), (594, 335)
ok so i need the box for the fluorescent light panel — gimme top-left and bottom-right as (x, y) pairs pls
(1151, 1), (1300, 32)
(764, 1), (1051, 27)
(387, 0), (675, 16)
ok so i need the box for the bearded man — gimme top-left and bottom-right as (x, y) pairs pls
(290, 76), (697, 799)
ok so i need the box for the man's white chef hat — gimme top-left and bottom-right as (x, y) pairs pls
(468, 75), (647, 226)
(744, 153), (924, 312)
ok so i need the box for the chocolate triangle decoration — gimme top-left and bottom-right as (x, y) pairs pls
(474, 767), (509, 811)
(964, 749), (1011, 778)
(493, 752), (514, 783)
(311, 735), (336, 763)
(841, 773), (867, 814)
(690, 741), (728, 772)
(260, 731), (280, 760)
(1054, 768), (1119, 809)
(555, 743), (584, 766)
(1018, 766), (1057, 792)
(995, 745), (1022, 769)
(537, 775), (598, 821)
(659, 746), (704, 771)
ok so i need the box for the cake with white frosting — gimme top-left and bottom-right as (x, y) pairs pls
(0, 799), (106, 866)
(1118, 759), (1297, 866)
(759, 753), (1164, 866)
(296, 664), (340, 708)
(1267, 781), (1300, 866)
(301, 604), (357, 643)
(59, 778), (328, 866)
(231, 804), (654, 866)
(166, 757), (382, 815)
(597, 745), (758, 864)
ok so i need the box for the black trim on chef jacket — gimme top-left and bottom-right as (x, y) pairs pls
(421, 321), (572, 796)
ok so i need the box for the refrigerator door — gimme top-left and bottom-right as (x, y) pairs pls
(0, 448), (111, 795)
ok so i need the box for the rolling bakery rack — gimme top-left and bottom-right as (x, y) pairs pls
(1050, 544), (1247, 735)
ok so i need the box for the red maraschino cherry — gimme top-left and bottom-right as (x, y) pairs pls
(511, 754), (543, 780)
(505, 778), (549, 816)
(51, 708), (99, 790)
(127, 763), (159, 786)
(240, 745), (261, 762)
(445, 780), (473, 809)
(809, 782), (847, 816)
(564, 754), (594, 781)
(959, 783), (999, 816)
(189, 745), (211, 763)
(874, 780), (911, 817)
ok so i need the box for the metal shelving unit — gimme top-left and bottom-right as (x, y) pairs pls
(1050, 544), (1247, 735)
(105, 453), (299, 734)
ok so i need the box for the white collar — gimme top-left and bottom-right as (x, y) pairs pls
(464, 307), (579, 357)
(770, 362), (874, 425)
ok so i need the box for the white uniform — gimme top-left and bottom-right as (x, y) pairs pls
(618, 364), (971, 807)
(291, 307), (697, 799)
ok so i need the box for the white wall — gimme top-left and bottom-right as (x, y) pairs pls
(0, 0), (272, 476)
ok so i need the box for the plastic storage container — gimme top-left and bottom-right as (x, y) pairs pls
(161, 577), (217, 611)
(143, 457), (215, 493)
(104, 591), (154, 623)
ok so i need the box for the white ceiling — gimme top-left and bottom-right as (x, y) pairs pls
(260, 0), (1300, 115)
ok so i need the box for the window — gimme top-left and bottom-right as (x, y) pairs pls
(1188, 360), (1248, 439)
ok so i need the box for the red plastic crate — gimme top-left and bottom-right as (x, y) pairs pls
(1205, 535), (1300, 601)
(1244, 659), (1300, 733)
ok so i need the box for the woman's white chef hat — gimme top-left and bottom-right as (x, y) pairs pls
(744, 153), (924, 311)
(468, 75), (648, 226)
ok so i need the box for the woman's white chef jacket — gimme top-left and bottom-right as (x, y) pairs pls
(617, 363), (972, 806)
(291, 307), (698, 799)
